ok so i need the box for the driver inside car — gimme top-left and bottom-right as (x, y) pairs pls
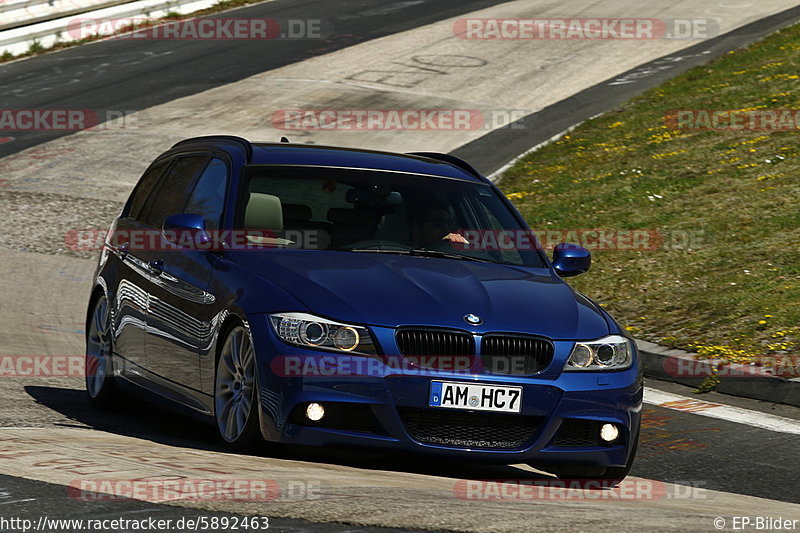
(410, 203), (470, 248)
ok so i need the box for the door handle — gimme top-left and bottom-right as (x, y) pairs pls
(148, 260), (164, 275)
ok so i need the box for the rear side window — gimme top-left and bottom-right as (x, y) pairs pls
(183, 158), (228, 230)
(139, 156), (209, 228)
(127, 160), (169, 220)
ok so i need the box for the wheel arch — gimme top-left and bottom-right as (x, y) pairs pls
(214, 311), (251, 364)
(86, 283), (108, 341)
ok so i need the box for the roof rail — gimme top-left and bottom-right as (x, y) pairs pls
(408, 152), (483, 180)
(172, 135), (253, 162)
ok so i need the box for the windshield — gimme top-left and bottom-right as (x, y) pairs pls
(239, 165), (545, 267)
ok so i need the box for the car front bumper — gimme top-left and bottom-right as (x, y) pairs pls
(250, 318), (643, 467)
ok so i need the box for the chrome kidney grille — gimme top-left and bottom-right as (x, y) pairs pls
(395, 329), (553, 375)
(481, 334), (554, 375)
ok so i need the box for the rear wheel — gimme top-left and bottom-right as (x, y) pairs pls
(85, 294), (119, 409)
(214, 323), (261, 451)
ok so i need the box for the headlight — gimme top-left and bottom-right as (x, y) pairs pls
(269, 312), (377, 355)
(564, 335), (634, 371)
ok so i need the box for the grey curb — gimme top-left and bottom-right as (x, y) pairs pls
(637, 339), (800, 408)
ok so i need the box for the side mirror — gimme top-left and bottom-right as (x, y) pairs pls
(552, 242), (591, 277)
(162, 214), (211, 248)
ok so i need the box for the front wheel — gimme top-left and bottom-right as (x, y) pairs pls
(85, 294), (119, 409)
(214, 323), (261, 451)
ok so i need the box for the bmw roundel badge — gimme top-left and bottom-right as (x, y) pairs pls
(464, 314), (483, 325)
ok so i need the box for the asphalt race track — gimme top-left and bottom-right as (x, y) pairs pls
(1, 0), (800, 531)
(0, 0), (511, 159)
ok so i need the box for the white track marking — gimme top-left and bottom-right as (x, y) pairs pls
(0, 499), (36, 505)
(644, 387), (800, 435)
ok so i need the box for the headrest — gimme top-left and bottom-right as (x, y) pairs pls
(245, 193), (283, 231)
(327, 208), (374, 226)
(282, 203), (312, 222)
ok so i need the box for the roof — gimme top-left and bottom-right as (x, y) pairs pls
(251, 144), (484, 182)
(171, 136), (485, 183)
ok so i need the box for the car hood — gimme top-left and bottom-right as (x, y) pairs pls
(233, 251), (610, 339)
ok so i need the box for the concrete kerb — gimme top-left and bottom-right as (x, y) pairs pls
(637, 339), (800, 407)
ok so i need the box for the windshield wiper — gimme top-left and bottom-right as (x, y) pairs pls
(346, 248), (411, 254)
(408, 249), (491, 263)
(346, 248), (491, 263)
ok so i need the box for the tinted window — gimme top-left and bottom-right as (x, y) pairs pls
(184, 158), (228, 230)
(470, 193), (526, 266)
(139, 156), (209, 228)
(242, 166), (545, 267)
(128, 160), (169, 220)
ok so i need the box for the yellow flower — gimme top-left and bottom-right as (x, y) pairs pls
(506, 191), (532, 200)
(758, 320), (767, 325)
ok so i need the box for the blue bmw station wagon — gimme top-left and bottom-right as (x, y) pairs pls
(86, 135), (642, 481)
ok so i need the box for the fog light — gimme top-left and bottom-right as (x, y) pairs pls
(600, 423), (619, 442)
(305, 402), (325, 422)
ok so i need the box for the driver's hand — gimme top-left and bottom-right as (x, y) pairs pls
(442, 233), (469, 244)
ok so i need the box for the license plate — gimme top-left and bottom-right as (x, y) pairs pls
(429, 381), (522, 413)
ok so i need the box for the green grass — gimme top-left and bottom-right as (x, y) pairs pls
(499, 24), (800, 383)
(26, 40), (45, 54)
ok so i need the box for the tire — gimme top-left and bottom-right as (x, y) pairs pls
(538, 426), (641, 485)
(85, 294), (119, 409)
(214, 323), (261, 451)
